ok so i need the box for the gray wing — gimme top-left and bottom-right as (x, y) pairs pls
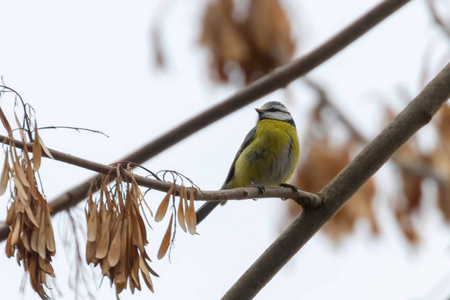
(221, 125), (257, 189)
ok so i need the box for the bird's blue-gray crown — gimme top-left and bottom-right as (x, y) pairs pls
(256, 101), (295, 127)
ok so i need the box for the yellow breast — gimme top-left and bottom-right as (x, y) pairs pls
(227, 119), (299, 189)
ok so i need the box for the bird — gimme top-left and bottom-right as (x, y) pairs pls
(195, 101), (300, 224)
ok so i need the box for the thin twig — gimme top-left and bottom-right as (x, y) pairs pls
(222, 63), (450, 300)
(38, 126), (110, 138)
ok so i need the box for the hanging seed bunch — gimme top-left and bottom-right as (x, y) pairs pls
(85, 166), (157, 296)
(0, 102), (56, 299)
(154, 171), (198, 260)
(200, 0), (295, 84)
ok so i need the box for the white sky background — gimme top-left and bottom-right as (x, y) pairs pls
(0, 0), (450, 299)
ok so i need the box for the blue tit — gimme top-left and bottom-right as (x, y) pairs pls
(196, 101), (300, 224)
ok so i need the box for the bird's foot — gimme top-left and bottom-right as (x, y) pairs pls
(251, 181), (265, 195)
(280, 183), (298, 193)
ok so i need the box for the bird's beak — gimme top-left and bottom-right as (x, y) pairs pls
(255, 108), (262, 115)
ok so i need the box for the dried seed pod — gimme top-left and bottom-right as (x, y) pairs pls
(95, 211), (111, 259)
(86, 204), (97, 242)
(186, 187), (197, 235)
(32, 124), (42, 171)
(157, 215), (173, 260)
(155, 183), (174, 222)
(0, 153), (10, 195)
(177, 187), (187, 232)
(108, 217), (122, 267)
(0, 107), (13, 137)
(37, 209), (47, 259)
(38, 136), (54, 159)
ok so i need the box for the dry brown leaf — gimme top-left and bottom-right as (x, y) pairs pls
(37, 209), (47, 259)
(108, 217), (122, 267)
(101, 258), (110, 276)
(130, 208), (144, 253)
(135, 204), (148, 244)
(25, 204), (39, 229)
(22, 230), (31, 252)
(32, 124), (42, 171)
(131, 255), (141, 291)
(0, 153), (10, 195)
(14, 112), (27, 143)
(129, 278), (136, 294)
(10, 214), (22, 248)
(14, 195), (26, 213)
(141, 268), (154, 293)
(186, 187), (197, 235)
(13, 174), (28, 201)
(155, 184), (174, 222)
(38, 136), (54, 159)
(95, 211), (111, 259)
(5, 229), (13, 257)
(157, 215), (173, 260)
(85, 241), (96, 265)
(6, 201), (15, 225)
(30, 225), (39, 253)
(38, 256), (54, 275)
(13, 159), (30, 188)
(0, 107), (13, 137)
(118, 216), (129, 272)
(44, 206), (55, 253)
(115, 281), (127, 296)
(87, 205), (97, 242)
(139, 256), (155, 293)
(177, 187), (187, 232)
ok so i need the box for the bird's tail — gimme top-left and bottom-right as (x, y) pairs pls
(196, 201), (221, 225)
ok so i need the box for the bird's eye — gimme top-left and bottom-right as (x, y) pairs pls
(267, 108), (278, 112)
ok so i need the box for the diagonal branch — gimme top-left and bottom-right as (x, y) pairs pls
(222, 63), (450, 300)
(0, 0), (411, 240)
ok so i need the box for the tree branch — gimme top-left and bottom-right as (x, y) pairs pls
(222, 63), (450, 300)
(0, 134), (321, 241)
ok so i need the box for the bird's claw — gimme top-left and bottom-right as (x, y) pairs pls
(280, 183), (298, 193)
(251, 181), (265, 195)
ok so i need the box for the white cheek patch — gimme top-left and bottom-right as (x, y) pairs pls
(263, 111), (292, 121)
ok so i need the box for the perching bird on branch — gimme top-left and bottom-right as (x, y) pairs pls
(195, 101), (300, 224)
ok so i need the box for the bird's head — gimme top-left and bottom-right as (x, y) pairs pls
(255, 101), (295, 126)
